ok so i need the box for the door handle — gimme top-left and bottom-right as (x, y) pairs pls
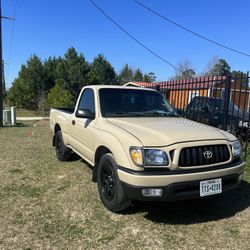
(72, 120), (76, 125)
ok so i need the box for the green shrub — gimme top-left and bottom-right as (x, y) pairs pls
(46, 84), (74, 108)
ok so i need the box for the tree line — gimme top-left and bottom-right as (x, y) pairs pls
(6, 48), (248, 109)
(171, 57), (248, 81)
(6, 47), (156, 109)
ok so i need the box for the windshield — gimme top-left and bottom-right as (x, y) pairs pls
(99, 88), (178, 118)
(210, 99), (241, 112)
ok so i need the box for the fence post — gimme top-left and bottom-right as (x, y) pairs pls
(156, 84), (160, 92)
(223, 74), (231, 130)
(11, 106), (16, 125)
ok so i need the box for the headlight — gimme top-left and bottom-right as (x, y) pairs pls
(232, 141), (241, 158)
(129, 147), (169, 166)
(145, 149), (168, 166)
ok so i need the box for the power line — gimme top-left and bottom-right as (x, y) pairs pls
(2, 15), (15, 20)
(88, 0), (184, 74)
(133, 0), (250, 58)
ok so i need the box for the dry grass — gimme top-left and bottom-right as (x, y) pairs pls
(0, 121), (249, 250)
(16, 110), (50, 118)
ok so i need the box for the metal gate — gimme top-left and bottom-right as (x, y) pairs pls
(146, 73), (250, 153)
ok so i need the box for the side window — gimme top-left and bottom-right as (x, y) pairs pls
(78, 89), (95, 114)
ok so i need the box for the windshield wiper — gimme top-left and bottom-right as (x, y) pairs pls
(144, 111), (179, 117)
(106, 110), (179, 118)
(107, 111), (146, 117)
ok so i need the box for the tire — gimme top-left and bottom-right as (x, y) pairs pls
(55, 130), (72, 161)
(97, 153), (131, 212)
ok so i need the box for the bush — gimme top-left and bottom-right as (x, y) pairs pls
(46, 84), (74, 108)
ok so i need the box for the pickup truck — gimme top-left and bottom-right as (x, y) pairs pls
(50, 86), (245, 212)
(181, 96), (249, 128)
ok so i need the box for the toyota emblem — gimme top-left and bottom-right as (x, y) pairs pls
(203, 150), (213, 159)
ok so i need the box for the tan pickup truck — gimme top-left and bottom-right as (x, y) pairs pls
(50, 85), (245, 212)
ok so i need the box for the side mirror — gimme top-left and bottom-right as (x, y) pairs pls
(75, 109), (95, 119)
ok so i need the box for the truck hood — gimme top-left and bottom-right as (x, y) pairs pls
(107, 117), (234, 146)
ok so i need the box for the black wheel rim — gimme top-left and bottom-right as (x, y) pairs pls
(56, 137), (63, 155)
(101, 162), (115, 201)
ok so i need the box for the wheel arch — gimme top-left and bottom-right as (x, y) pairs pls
(54, 123), (61, 134)
(93, 126), (139, 169)
(94, 146), (112, 168)
(92, 139), (131, 182)
(53, 123), (61, 146)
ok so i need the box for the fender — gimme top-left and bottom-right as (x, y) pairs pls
(93, 127), (140, 168)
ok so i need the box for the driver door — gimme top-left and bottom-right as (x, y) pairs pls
(70, 88), (96, 163)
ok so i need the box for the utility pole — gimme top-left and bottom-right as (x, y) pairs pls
(2, 60), (5, 96)
(0, 0), (15, 127)
(0, 0), (3, 127)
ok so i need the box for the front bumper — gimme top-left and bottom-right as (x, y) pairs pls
(118, 160), (245, 201)
(121, 173), (241, 201)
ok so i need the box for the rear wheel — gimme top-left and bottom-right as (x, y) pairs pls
(55, 130), (72, 161)
(97, 153), (131, 212)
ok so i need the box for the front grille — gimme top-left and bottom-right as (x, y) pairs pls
(178, 144), (230, 167)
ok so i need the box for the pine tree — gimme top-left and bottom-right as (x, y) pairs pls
(133, 68), (143, 82)
(46, 83), (74, 108)
(118, 64), (133, 85)
(87, 54), (117, 85)
(7, 55), (44, 109)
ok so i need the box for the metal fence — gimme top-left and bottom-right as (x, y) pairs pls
(146, 73), (250, 152)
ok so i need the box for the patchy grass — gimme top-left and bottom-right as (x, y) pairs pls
(16, 110), (40, 117)
(244, 155), (250, 181)
(16, 110), (49, 117)
(0, 122), (249, 249)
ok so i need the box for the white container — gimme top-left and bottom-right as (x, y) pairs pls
(3, 110), (11, 124)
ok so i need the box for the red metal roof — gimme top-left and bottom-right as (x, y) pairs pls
(126, 81), (156, 87)
(131, 76), (226, 89)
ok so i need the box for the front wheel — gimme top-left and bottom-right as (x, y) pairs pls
(97, 153), (131, 212)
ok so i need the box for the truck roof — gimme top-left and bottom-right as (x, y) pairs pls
(86, 85), (156, 92)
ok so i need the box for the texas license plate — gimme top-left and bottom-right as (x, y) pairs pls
(200, 178), (222, 197)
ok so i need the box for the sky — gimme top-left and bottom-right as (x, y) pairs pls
(2, 0), (250, 88)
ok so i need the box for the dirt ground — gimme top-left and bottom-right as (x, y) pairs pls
(0, 121), (249, 250)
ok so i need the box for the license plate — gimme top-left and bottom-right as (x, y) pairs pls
(200, 178), (222, 197)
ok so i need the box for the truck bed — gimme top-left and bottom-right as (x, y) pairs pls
(50, 107), (74, 133)
(54, 107), (75, 114)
